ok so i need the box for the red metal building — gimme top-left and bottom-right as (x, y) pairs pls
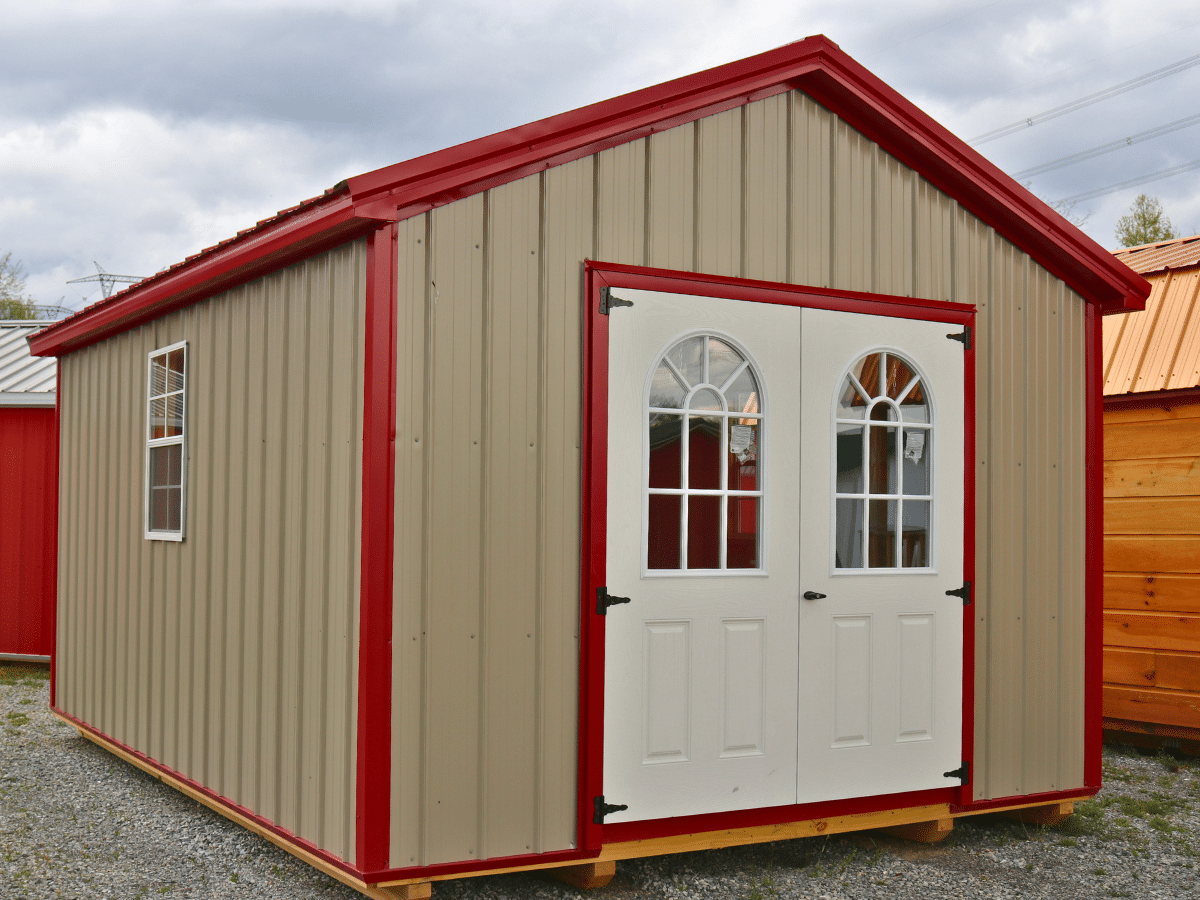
(0, 321), (57, 662)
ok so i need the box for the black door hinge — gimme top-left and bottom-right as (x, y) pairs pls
(596, 586), (632, 615)
(946, 581), (972, 606)
(943, 761), (970, 785)
(594, 795), (629, 824)
(600, 287), (634, 315)
(947, 326), (972, 350)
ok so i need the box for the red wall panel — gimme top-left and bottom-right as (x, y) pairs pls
(0, 406), (57, 658)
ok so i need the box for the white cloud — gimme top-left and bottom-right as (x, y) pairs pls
(4, 0), (1200, 306)
(1, 107), (373, 308)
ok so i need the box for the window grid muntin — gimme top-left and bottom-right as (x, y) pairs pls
(146, 340), (187, 541)
(834, 349), (932, 571)
(646, 334), (764, 573)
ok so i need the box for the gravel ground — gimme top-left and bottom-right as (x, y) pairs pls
(4, 662), (1200, 899)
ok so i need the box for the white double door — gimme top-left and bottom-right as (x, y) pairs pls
(603, 288), (965, 822)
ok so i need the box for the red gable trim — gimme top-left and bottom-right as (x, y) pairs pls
(29, 195), (393, 356)
(30, 35), (1148, 357)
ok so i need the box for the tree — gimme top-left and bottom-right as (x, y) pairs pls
(1115, 194), (1179, 248)
(0, 252), (41, 320)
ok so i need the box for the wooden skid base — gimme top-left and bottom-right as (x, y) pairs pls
(1000, 801), (1074, 827)
(1104, 718), (1200, 755)
(880, 817), (954, 843)
(545, 861), (617, 889)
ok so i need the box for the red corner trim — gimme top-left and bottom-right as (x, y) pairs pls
(30, 37), (1147, 360)
(55, 707), (364, 879)
(578, 264), (610, 853)
(356, 223), (399, 872)
(48, 362), (61, 708)
(1084, 304), (1103, 789)
(959, 310), (977, 808)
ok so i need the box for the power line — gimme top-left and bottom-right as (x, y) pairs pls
(1057, 157), (1200, 204)
(969, 51), (1200, 145)
(1013, 112), (1200, 179)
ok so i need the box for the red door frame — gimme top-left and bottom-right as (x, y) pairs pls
(579, 260), (978, 848)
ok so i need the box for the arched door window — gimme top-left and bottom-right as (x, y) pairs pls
(834, 350), (932, 570)
(645, 334), (763, 571)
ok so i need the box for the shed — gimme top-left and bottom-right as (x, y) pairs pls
(29, 37), (1150, 898)
(1102, 235), (1200, 753)
(0, 321), (57, 662)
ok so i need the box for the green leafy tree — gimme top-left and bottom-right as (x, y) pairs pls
(0, 252), (40, 320)
(1115, 194), (1179, 248)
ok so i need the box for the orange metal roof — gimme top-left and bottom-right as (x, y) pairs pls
(1112, 234), (1200, 276)
(1105, 236), (1200, 395)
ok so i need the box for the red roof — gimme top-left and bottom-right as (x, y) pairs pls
(30, 35), (1150, 357)
(1113, 234), (1200, 276)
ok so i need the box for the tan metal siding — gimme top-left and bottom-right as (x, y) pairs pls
(696, 108), (743, 278)
(596, 140), (646, 267)
(537, 157), (591, 854)
(831, 118), (875, 293)
(647, 124), (695, 271)
(424, 191), (488, 865)
(391, 90), (1092, 862)
(744, 94), (789, 283)
(391, 213), (428, 867)
(791, 93), (832, 288)
(874, 154), (913, 297)
(56, 242), (366, 862)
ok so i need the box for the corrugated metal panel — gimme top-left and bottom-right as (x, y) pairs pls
(744, 94), (789, 283)
(874, 153), (913, 297)
(1103, 266), (1200, 395)
(831, 118), (875, 293)
(647, 123), (695, 272)
(0, 322), (56, 402)
(790, 93), (832, 288)
(0, 406), (56, 657)
(56, 241), (366, 862)
(390, 90), (1091, 861)
(696, 108), (743, 278)
(1113, 234), (1200, 275)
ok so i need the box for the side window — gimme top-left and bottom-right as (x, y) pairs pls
(834, 350), (930, 570)
(645, 334), (763, 572)
(146, 341), (187, 541)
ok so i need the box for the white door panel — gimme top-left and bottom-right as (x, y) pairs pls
(796, 308), (964, 804)
(604, 292), (966, 821)
(604, 289), (801, 822)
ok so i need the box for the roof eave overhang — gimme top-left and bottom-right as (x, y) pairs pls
(31, 35), (1148, 357)
(29, 194), (398, 357)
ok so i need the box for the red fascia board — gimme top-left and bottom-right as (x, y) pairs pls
(29, 194), (393, 358)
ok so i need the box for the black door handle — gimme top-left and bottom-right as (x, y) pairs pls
(803, 591), (826, 600)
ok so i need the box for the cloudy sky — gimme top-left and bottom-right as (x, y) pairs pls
(5, 0), (1200, 311)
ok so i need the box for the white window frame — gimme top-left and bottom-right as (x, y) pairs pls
(642, 331), (767, 576)
(145, 340), (187, 541)
(831, 347), (934, 574)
